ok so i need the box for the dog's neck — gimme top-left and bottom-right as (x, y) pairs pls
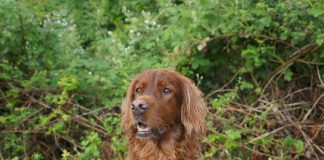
(128, 123), (198, 160)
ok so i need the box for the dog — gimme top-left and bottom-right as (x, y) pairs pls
(121, 69), (206, 160)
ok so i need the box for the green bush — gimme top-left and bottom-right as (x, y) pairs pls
(1, 0), (323, 159)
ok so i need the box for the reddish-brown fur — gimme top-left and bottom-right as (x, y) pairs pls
(121, 69), (206, 160)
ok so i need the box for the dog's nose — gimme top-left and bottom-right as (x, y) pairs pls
(131, 100), (148, 115)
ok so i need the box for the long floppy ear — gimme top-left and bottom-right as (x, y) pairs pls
(181, 76), (207, 136)
(121, 79), (137, 132)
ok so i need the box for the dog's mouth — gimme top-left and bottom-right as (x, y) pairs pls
(136, 122), (153, 138)
(135, 121), (168, 138)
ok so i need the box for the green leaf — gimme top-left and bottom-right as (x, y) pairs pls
(239, 81), (254, 90)
(58, 74), (79, 91)
(0, 116), (7, 124)
(284, 68), (293, 81)
(259, 16), (271, 27)
(283, 136), (293, 146)
(225, 140), (239, 149)
(255, 87), (262, 94)
(226, 129), (241, 140)
(310, 8), (324, 17)
(294, 140), (304, 154)
(0, 73), (11, 80)
(206, 134), (222, 143)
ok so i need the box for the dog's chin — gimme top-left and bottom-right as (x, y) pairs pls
(135, 122), (167, 139)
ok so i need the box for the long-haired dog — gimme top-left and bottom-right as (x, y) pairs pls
(121, 69), (206, 160)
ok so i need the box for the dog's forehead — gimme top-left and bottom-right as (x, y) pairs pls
(136, 70), (181, 86)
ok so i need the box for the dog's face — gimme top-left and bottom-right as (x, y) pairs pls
(127, 70), (182, 138)
(122, 69), (206, 140)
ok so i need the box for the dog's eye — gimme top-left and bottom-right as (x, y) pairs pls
(162, 88), (171, 95)
(135, 88), (142, 94)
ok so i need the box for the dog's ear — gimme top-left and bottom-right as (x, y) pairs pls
(121, 79), (137, 132)
(180, 76), (206, 136)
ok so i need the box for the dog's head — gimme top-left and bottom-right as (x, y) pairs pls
(121, 69), (206, 139)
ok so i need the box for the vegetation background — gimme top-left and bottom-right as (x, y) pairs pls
(0, 0), (323, 159)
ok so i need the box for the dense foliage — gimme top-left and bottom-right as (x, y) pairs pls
(0, 0), (323, 159)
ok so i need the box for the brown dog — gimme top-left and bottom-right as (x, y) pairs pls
(121, 69), (206, 160)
